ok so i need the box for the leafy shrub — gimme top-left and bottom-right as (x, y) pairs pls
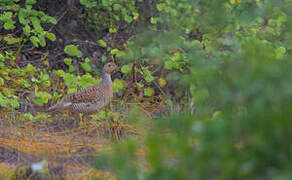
(93, 0), (292, 179)
(0, 0), (57, 47)
(80, 0), (141, 32)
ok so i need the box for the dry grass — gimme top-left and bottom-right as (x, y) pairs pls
(0, 113), (135, 179)
(0, 98), (163, 179)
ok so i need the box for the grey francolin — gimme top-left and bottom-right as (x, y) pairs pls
(47, 62), (118, 113)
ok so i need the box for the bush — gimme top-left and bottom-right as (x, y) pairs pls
(93, 0), (292, 179)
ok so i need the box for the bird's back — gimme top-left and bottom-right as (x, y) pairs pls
(48, 80), (113, 113)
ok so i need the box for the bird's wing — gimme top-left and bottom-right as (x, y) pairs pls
(71, 101), (105, 113)
(64, 83), (105, 103)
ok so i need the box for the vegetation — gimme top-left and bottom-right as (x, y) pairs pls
(0, 0), (291, 179)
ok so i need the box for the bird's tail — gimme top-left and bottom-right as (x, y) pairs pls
(46, 101), (71, 112)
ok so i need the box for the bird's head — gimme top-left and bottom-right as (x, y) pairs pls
(104, 62), (118, 74)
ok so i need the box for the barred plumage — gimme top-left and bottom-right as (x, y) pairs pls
(47, 62), (117, 114)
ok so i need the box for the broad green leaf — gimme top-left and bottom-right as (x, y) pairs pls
(30, 36), (39, 47)
(4, 37), (22, 44)
(124, 14), (133, 23)
(144, 88), (153, 96)
(45, 32), (56, 41)
(98, 40), (107, 48)
(113, 4), (122, 10)
(34, 87), (52, 105)
(275, 46), (286, 60)
(64, 58), (72, 65)
(111, 49), (119, 55)
(24, 63), (37, 75)
(113, 79), (126, 93)
(121, 64), (132, 74)
(23, 24), (31, 36)
(81, 62), (92, 72)
(109, 27), (117, 33)
(18, 8), (29, 24)
(136, 82), (144, 88)
(67, 88), (77, 94)
(0, 54), (5, 61)
(80, 74), (100, 88)
(30, 16), (43, 32)
(150, 17), (158, 24)
(47, 16), (57, 24)
(64, 44), (82, 58)
(143, 69), (154, 82)
(0, 78), (4, 85)
(69, 65), (75, 72)
(26, 0), (36, 4)
(4, 21), (15, 30)
(38, 34), (46, 47)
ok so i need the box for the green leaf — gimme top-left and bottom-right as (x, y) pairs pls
(47, 16), (57, 24)
(0, 54), (5, 61)
(113, 4), (122, 10)
(55, 69), (65, 76)
(24, 63), (37, 75)
(4, 37), (22, 44)
(18, 79), (31, 88)
(20, 113), (34, 121)
(81, 62), (92, 72)
(121, 64), (132, 74)
(143, 69), (154, 82)
(144, 88), (153, 97)
(109, 27), (117, 33)
(124, 14), (133, 23)
(64, 44), (82, 58)
(80, 0), (97, 8)
(38, 34), (46, 47)
(113, 79), (126, 93)
(10, 98), (19, 108)
(136, 82), (144, 88)
(18, 8), (29, 25)
(150, 17), (158, 24)
(23, 24), (31, 36)
(98, 40), (107, 48)
(30, 36), (39, 47)
(26, 0), (36, 4)
(80, 73), (100, 88)
(156, 3), (164, 11)
(4, 21), (15, 30)
(62, 73), (79, 88)
(0, 78), (4, 85)
(69, 65), (75, 72)
(164, 60), (174, 70)
(68, 88), (77, 94)
(30, 16), (43, 32)
(85, 57), (91, 63)
(275, 46), (286, 60)
(64, 58), (72, 65)
(34, 87), (52, 105)
(45, 32), (56, 41)
(111, 49), (119, 55)
(97, 110), (106, 119)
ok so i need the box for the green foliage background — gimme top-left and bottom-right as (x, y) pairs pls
(1, 0), (292, 179)
(93, 0), (292, 179)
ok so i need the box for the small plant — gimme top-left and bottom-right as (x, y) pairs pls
(0, 0), (57, 47)
(80, 0), (141, 33)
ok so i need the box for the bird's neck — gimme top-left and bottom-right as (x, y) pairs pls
(102, 69), (112, 83)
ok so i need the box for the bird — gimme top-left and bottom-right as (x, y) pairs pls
(47, 62), (118, 114)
